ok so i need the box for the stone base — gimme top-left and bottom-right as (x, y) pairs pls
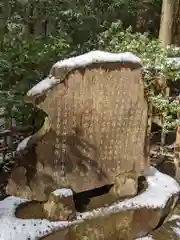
(68, 211), (133, 240)
(10, 167), (180, 240)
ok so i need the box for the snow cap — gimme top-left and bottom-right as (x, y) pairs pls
(26, 50), (141, 102)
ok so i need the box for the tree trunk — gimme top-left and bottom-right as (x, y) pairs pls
(175, 125), (180, 183)
(172, 0), (180, 45)
(158, 0), (175, 147)
(159, 0), (175, 46)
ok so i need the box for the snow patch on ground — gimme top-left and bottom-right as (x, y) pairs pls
(172, 226), (180, 237)
(171, 217), (180, 236)
(0, 196), (69, 240)
(167, 57), (180, 67)
(16, 136), (32, 152)
(27, 50), (141, 97)
(168, 214), (180, 221)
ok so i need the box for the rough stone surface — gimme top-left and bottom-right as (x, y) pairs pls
(10, 168), (179, 240)
(132, 208), (162, 238)
(138, 206), (180, 240)
(68, 211), (134, 240)
(7, 60), (148, 203)
(43, 188), (76, 221)
(41, 230), (69, 240)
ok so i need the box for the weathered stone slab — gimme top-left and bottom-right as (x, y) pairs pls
(6, 51), (148, 203)
(36, 65), (148, 191)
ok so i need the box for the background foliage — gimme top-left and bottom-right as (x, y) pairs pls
(0, 0), (180, 131)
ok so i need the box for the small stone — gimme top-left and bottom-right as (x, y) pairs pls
(43, 188), (75, 221)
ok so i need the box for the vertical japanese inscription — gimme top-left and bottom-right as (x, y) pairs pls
(54, 85), (68, 186)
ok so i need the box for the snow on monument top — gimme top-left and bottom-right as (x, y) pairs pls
(52, 50), (141, 70)
(27, 50), (141, 98)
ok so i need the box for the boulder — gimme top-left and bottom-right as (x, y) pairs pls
(43, 188), (76, 221)
(137, 207), (180, 240)
(6, 50), (149, 205)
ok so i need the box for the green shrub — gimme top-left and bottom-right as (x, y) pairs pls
(98, 21), (180, 130)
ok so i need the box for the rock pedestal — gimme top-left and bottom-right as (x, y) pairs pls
(10, 167), (180, 240)
(68, 211), (134, 240)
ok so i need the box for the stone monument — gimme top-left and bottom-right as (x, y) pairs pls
(5, 51), (180, 240)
